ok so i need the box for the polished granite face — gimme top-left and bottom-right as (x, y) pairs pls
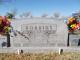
(9, 18), (68, 47)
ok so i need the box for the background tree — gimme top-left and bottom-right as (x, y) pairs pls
(53, 12), (60, 18)
(41, 13), (48, 17)
(20, 12), (32, 18)
(6, 9), (17, 19)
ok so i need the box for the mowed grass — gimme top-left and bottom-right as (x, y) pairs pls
(0, 52), (80, 60)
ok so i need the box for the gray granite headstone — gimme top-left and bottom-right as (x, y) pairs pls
(0, 36), (7, 47)
(10, 18), (68, 47)
(69, 34), (80, 46)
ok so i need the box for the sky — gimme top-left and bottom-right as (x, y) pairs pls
(0, 0), (80, 17)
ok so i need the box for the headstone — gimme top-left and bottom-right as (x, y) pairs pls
(0, 35), (7, 47)
(10, 18), (68, 47)
(69, 34), (80, 46)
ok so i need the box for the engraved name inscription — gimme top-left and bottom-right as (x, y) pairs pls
(21, 23), (57, 32)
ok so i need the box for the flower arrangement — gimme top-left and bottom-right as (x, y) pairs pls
(0, 16), (11, 35)
(67, 13), (80, 33)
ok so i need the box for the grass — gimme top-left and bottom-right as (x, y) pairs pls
(0, 52), (80, 60)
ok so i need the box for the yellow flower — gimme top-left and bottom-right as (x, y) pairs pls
(70, 24), (77, 29)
